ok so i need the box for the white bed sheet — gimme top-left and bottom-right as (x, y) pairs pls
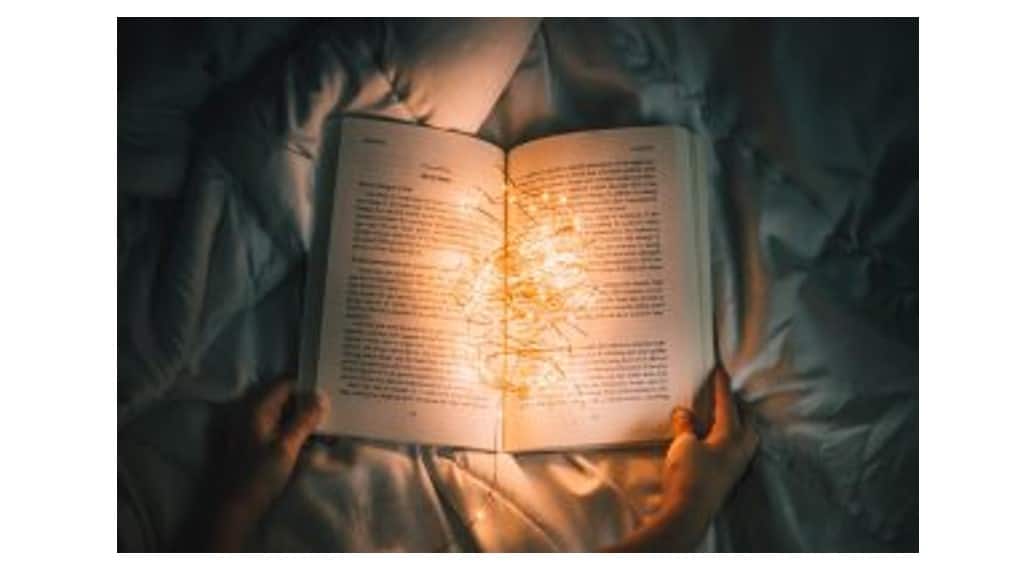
(118, 18), (916, 552)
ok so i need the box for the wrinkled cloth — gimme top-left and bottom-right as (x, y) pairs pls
(118, 18), (917, 552)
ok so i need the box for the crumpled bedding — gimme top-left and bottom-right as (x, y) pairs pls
(118, 18), (917, 552)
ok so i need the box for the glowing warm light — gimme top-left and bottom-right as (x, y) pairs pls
(452, 175), (600, 397)
(448, 178), (599, 541)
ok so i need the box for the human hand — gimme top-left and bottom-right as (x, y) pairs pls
(658, 365), (759, 529)
(209, 378), (328, 550)
(607, 365), (757, 551)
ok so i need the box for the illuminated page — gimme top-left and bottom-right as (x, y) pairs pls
(502, 126), (712, 452)
(303, 118), (507, 450)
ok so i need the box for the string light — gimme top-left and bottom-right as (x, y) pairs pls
(452, 174), (601, 397)
(440, 172), (601, 551)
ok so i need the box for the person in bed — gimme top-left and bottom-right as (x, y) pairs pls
(201, 366), (758, 552)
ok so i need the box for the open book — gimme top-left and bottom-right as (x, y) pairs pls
(299, 117), (712, 452)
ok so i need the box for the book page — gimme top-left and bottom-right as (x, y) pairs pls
(300, 118), (507, 450)
(503, 126), (712, 452)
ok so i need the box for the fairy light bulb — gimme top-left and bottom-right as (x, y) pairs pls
(451, 184), (600, 397)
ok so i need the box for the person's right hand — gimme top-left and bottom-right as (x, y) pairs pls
(658, 365), (759, 532)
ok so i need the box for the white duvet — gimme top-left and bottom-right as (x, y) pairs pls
(118, 18), (917, 552)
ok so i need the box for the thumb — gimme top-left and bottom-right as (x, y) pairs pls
(279, 391), (329, 459)
(671, 406), (697, 437)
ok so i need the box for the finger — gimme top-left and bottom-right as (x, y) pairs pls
(279, 391), (329, 458)
(671, 406), (696, 437)
(706, 365), (740, 444)
(253, 379), (295, 440)
(690, 371), (715, 439)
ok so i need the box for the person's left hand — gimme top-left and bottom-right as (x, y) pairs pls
(209, 378), (328, 550)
